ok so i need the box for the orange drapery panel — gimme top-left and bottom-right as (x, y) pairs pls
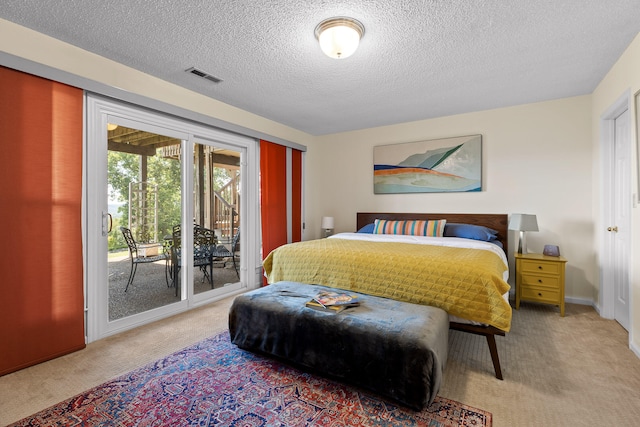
(260, 140), (288, 260)
(260, 140), (302, 285)
(0, 66), (85, 375)
(291, 149), (302, 242)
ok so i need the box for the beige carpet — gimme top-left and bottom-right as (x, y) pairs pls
(1, 297), (640, 426)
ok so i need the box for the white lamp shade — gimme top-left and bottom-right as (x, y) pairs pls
(508, 214), (539, 232)
(321, 216), (335, 229)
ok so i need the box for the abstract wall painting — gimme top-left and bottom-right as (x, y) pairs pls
(373, 134), (482, 194)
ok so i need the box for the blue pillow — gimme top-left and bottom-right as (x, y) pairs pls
(357, 223), (375, 233)
(444, 223), (498, 242)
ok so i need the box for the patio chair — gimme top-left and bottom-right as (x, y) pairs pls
(210, 228), (240, 280)
(120, 226), (168, 292)
(169, 224), (216, 295)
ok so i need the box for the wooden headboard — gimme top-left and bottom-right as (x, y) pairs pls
(356, 212), (508, 255)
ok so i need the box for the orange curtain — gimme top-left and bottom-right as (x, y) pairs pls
(260, 140), (303, 285)
(291, 149), (302, 242)
(0, 66), (85, 375)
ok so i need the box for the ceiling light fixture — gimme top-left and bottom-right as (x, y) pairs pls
(314, 17), (364, 59)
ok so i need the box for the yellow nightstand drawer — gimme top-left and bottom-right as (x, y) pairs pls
(520, 260), (561, 275)
(521, 286), (560, 304)
(521, 274), (560, 289)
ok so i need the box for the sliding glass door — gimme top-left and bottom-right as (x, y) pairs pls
(107, 125), (182, 320)
(86, 95), (256, 342)
(192, 140), (242, 296)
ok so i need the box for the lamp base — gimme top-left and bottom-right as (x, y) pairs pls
(517, 231), (527, 254)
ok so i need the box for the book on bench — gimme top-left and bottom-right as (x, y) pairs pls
(305, 291), (360, 313)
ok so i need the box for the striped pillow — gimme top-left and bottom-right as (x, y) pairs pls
(373, 219), (446, 237)
(425, 219), (447, 237)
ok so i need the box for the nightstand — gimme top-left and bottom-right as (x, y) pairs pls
(515, 253), (567, 316)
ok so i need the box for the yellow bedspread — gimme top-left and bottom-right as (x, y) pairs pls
(263, 237), (512, 332)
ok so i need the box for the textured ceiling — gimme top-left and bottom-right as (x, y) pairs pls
(2, 1), (640, 136)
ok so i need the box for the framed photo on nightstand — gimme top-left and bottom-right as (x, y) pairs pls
(543, 245), (560, 257)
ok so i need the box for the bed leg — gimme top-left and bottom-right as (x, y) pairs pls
(449, 322), (505, 380)
(485, 333), (503, 380)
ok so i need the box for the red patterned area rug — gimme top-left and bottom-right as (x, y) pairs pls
(11, 332), (491, 427)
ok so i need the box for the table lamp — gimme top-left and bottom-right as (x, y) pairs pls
(509, 214), (538, 254)
(321, 216), (334, 238)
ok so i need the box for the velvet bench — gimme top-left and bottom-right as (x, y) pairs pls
(228, 281), (449, 410)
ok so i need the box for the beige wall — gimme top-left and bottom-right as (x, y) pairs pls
(592, 32), (640, 354)
(309, 98), (594, 303)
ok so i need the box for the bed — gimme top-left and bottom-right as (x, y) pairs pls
(262, 212), (511, 379)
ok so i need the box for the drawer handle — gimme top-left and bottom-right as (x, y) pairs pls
(538, 279), (543, 283)
(538, 292), (542, 296)
(538, 266), (542, 270)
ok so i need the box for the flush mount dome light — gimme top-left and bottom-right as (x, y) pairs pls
(314, 17), (365, 59)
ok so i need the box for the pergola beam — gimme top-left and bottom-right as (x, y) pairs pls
(108, 141), (156, 156)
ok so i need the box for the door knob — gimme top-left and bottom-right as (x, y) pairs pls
(607, 226), (618, 232)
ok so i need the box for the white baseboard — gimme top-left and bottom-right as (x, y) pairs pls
(630, 340), (640, 359)
(564, 296), (595, 307)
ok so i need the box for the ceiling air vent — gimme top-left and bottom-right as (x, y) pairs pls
(185, 67), (222, 84)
